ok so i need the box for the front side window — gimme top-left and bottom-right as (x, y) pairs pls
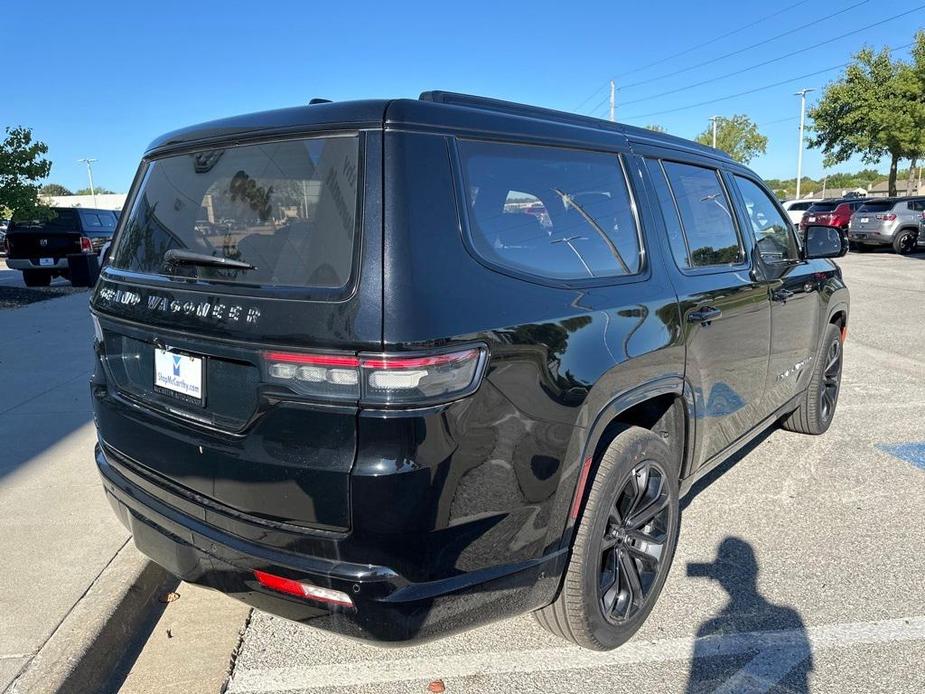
(733, 176), (799, 263)
(458, 140), (643, 281)
(660, 161), (743, 268)
(110, 135), (360, 290)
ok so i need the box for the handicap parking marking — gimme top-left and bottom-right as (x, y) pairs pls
(876, 442), (925, 470)
(226, 615), (925, 693)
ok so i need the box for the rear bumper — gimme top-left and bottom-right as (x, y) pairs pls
(6, 257), (69, 270)
(96, 444), (565, 645)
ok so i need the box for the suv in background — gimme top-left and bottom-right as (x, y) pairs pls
(5, 207), (117, 286)
(847, 197), (924, 254)
(90, 92), (849, 651)
(781, 198), (820, 226)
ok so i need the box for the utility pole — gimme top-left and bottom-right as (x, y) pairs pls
(609, 80), (615, 123)
(794, 88), (814, 200)
(709, 116), (721, 149)
(78, 158), (98, 207)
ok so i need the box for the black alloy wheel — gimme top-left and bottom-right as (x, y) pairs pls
(598, 460), (672, 624)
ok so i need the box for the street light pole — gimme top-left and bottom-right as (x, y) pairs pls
(78, 158), (98, 207)
(609, 80), (616, 123)
(794, 89), (814, 200)
(709, 115), (721, 148)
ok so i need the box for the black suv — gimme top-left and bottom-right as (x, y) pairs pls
(90, 92), (849, 650)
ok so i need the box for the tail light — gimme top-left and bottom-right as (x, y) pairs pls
(264, 346), (487, 406)
(876, 213), (897, 221)
(80, 236), (93, 253)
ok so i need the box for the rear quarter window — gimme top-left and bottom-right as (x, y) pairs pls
(457, 140), (643, 282)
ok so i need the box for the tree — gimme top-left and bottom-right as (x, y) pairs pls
(694, 115), (767, 164)
(0, 127), (52, 217)
(40, 183), (73, 196)
(644, 124), (666, 133)
(808, 34), (925, 197)
(75, 186), (114, 196)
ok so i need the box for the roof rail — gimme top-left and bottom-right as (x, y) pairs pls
(419, 90), (732, 161)
(419, 90), (623, 132)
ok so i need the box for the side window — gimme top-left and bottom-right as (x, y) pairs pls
(907, 200), (925, 212)
(733, 176), (800, 263)
(661, 161), (744, 267)
(458, 140), (643, 281)
(644, 158), (693, 269)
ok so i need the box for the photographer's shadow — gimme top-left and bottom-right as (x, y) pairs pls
(686, 537), (813, 693)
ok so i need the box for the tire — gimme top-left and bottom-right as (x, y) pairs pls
(781, 323), (843, 435)
(534, 426), (681, 650)
(22, 270), (51, 287)
(892, 229), (917, 255)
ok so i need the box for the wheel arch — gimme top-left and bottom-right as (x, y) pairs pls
(556, 377), (690, 552)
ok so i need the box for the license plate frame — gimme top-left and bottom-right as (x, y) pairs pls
(154, 347), (205, 406)
(38, 257), (54, 267)
(860, 217), (869, 223)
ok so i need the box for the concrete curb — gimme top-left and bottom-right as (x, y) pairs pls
(8, 541), (174, 694)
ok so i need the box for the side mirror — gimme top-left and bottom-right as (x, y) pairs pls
(803, 225), (846, 259)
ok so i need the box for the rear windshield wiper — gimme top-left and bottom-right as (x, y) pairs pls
(163, 249), (255, 271)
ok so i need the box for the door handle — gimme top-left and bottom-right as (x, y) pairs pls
(688, 307), (722, 324)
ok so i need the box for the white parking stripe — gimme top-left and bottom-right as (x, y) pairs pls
(227, 615), (925, 692)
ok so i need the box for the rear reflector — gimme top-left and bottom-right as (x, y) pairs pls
(263, 346), (486, 406)
(253, 570), (354, 608)
(570, 456), (594, 520)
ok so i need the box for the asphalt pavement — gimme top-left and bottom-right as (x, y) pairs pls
(224, 249), (925, 694)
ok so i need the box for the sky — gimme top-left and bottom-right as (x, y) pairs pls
(3, 0), (923, 193)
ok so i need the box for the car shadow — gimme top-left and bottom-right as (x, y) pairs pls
(685, 537), (813, 693)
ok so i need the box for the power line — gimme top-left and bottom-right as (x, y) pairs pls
(620, 41), (915, 121)
(618, 4), (925, 108)
(573, 0), (813, 111)
(614, 0), (870, 93)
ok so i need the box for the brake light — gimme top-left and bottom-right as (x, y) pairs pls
(80, 236), (93, 253)
(876, 213), (897, 221)
(263, 346), (487, 406)
(253, 570), (354, 608)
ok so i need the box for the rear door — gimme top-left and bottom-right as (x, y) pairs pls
(640, 156), (770, 470)
(92, 130), (382, 531)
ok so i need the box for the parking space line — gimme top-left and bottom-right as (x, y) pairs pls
(227, 615), (925, 692)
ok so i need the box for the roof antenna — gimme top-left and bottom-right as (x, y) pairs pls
(309, 98), (332, 105)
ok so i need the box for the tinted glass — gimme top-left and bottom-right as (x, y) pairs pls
(858, 201), (894, 213)
(458, 140), (642, 281)
(734, 176), (799, 263)
(645, 158), (692, 269)
(9, 208), (80, 232)
(790, 202), (812, 211)
(79, 210), (117, 234)
(661, 161), (743, 267)
(907, 200), (925, 212)
(111, 136), (360, 290)
(808, 202), (839, 212)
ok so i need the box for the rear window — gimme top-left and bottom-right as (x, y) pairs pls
(858, 201), (896, 213)
(458, 140), (643, 282)
(789, 202), (812, 211)
(9, 208), (80, 232)
(808, 202), (839, 212)
(110, 135), (360, 290)
(79, 210), (117, 234)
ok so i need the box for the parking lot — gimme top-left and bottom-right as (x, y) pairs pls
(2, 250), (923, 693)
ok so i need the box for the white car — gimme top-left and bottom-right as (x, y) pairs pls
(781, 199), (821, 226)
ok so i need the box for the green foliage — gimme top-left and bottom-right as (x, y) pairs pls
(694, 115), (768, 164)
(75, 186), (114, 196)
(808, 32), (925, 196)
(0, 127), (52, 218)
(40, 183), (73, 196)
(644, 124), (666, 133)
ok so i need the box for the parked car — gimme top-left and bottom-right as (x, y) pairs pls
(5, 207), (117, 286)
(0, 219), (8, 255)
(90, 92), (849, 651)
(781, 198), (820, 226)
(847, 196), (924, 254)
(799, 198), (865, 254)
